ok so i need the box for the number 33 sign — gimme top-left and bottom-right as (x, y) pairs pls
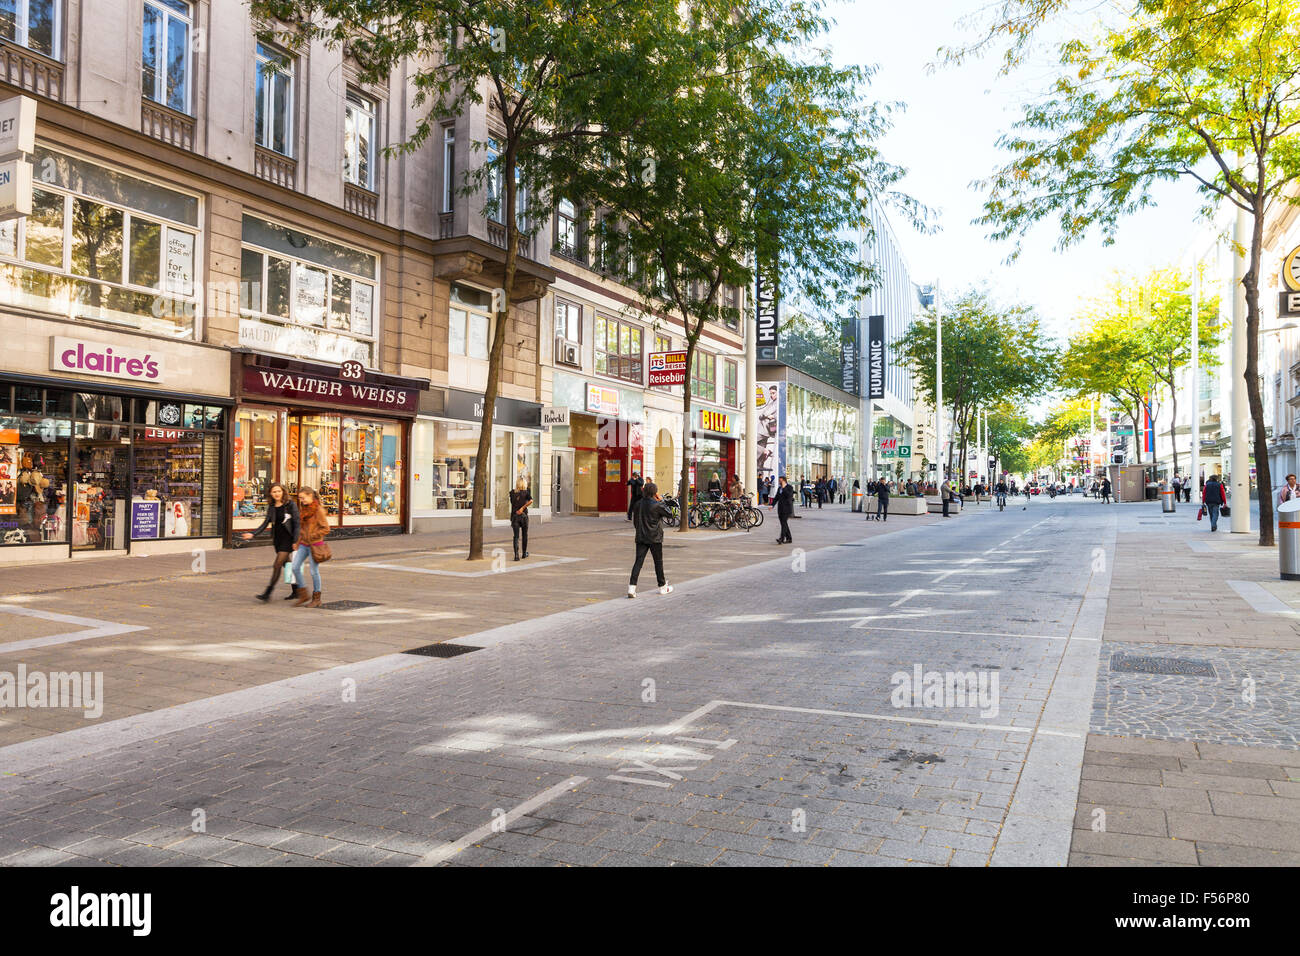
(340, 360), (365, 380)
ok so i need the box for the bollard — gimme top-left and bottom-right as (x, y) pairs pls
(1279, 499), (1300, 580)
(1160, 488), (1176, 514)
(852, 489), (863, 513)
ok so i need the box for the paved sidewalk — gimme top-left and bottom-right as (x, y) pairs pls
(0, 504), (932, 745)
(1070, 501), (1300, 865)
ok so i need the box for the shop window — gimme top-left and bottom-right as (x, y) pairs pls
(131, 427), (213, 541)
(239, 215), (378, 366)
(0, 149), (200, 338)
(595, 316), (642, 384)
(691, 351), (716, 402)
(412, 419), (479, 511)
(287, 414), (341, 518)
(493, 429), (539, 520)
(232, 407), (281, 528)
(0, 416), (70, 547)
(340, 417), (401, 524)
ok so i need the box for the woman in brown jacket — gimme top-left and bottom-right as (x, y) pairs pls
(290, 486), (331, 607)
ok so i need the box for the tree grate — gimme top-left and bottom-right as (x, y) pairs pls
(321, 600), (381, 611)
(402, 643), (484, 658)
(1110, 654), (1216, 677)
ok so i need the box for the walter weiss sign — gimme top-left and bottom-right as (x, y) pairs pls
(242, 367), (418, 413)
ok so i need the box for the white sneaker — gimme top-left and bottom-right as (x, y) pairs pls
(628, 585), (636, 598)
(659, 585), (673, 595)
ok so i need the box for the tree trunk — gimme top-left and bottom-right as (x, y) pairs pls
(677, 327), (697, 533)
(1246, 201), (1275, 546)
(467, 146), (517, 561)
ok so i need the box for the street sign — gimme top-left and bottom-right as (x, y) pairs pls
(0, 96), (35, 159)
(0, 157), (31, 221)
(1116, 426), (1134, 436)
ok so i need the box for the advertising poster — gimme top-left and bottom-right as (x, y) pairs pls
(164, 230), (195, 296)
(130, 499), (162, 540)
(755, 383), (785, 482)
(294, 264), (328, 327)
(165, 500), (191, 538)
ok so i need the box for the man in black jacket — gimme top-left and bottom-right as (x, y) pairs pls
(629, 482), (673, 597)
(626, 471), (644, 520)
(771, 475), (795, 544)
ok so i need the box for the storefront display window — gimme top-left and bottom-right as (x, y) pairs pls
(493, 429), (539, 520)
(232, 407), (281, 528)
(288, 413), (341, 518)
(411, 418), (479, 511)
(0, 415), (70, 547)
(0, 147), (200, 338)
(784, 384), (860, 482)
(341, 417), (401, 524)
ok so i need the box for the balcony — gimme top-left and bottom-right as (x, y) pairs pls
(0, 41), (62, 100)
(438, 212), (455, 239)
(486, 219), (534, 259)
(141, 99), (195, 151)
(344, 182), (378, 221)
(254, 146), (297, 190)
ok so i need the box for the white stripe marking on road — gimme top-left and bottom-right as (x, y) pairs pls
(1226, 579), (1297, 615)
(0, 605), (148, 653)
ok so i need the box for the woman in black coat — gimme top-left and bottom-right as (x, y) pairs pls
(241, 483), (300, 601)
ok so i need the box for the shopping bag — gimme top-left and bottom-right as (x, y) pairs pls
(1221, 504), (1231, 517)
(1197, 506), (1204, 521)
(283, 563), (295, 584)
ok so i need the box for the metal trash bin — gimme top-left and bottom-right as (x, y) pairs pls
(1279, 499), (1300, 580)
(851, 489), (863, 513)
(1160, 488), (1176, 513)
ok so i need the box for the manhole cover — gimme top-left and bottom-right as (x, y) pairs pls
(321, 600), (380, 611)
(1110, 654), (1216, 677)
(402, 643), (483, 658)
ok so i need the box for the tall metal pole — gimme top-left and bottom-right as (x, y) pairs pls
(936, 310), (944, 482)
(1231, 202), (1251, 532)
(1190, 262), (1200, 491)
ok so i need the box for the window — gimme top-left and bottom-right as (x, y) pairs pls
(722, 284), (739, 329)
(239, 215), (378, 366)
(441, 126), (455, 212)
(485, 137), (502, 223)
(555, 198), (578, 258)
(142, 0), (191, 114)
(724, 358), (738, 407)
(691, 350), (716, 402)
(449, 282), (491, 361)
(555, 298), (580, 342)
(653, 333), (678, 392)
(0, 147), (200, 337)
(411, 419), (479, 512)
(0, 0), (58, 58)
(255, 43), (294, 156)
(594, 315), (642, 384)
(344, 91), (376, 190)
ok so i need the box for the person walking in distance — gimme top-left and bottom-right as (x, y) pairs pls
(290, 486), (330, 607)
(1202, 472), (1228, 531)
(626, 471), (643, 521)
(772, 475), (795, 544)
(510, 477), (532, 560)
(1101, 476), (1112, 504)
(875, 476), (890, 522)
(628, 482), (672, 598)
(1277, 473), (1299, 510)
(941, 478), (953, 517)
(241, 482), (299, 602)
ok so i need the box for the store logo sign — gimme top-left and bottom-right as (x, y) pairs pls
(699, 409), (732, 434)
(541, 406), (570, 427)
(648, 350), (687, 387)
(586, 384), (620, 417)
(50, 337), (164, 382)
(157, 403), (181, 425)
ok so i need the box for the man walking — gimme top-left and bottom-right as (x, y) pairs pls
(1101, 476), (1112, 504)
(628, 482), (672, 597)
(772, 475), (795, 544)
(1278, 473), (1299, 509)
(941, 479), (953, 517)
(626, 471), (643, 521)
(1202, 472), (1228, 532)
(875, 477), (890, 522)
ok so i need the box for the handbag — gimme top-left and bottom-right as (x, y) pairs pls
(309, 541), (332, 563)
(1220, 504), (1231, 517)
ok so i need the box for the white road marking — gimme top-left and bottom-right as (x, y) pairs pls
(850, 624), (1091, 642)
(352, 555), (583, 577)
(1226, 579), (1297, 615)
(0, 606), (148, 653)
(413, 775), (590, 866)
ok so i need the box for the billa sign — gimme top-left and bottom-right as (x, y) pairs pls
(866, 315), (886, 400)
(699, 409), (732, 434)
(648, 350), (687, 387)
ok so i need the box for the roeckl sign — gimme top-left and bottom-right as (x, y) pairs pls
(51, 337), (164, 382)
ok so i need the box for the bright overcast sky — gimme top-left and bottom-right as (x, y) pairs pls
(826, 0), (1206, 346)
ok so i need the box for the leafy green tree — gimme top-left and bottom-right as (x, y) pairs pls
(896, 288), (1059, 477)
(977, 0), (1299, 544)
(251, 0), (687, 558)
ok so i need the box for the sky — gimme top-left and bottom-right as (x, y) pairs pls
(826, 0), (1206, 346)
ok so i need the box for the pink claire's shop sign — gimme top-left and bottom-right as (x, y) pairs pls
(240, 366), (418, 414)
(50, 337), (164, 382)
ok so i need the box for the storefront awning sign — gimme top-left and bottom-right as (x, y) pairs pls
(585, 384), (620, 417)
(241, 366), (418, 413)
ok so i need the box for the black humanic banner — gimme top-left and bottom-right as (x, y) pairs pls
(755, 264), (779, 349)
(867, 314), (886, 400)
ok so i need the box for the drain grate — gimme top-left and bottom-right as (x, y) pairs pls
(1110, 654), (1216, 677)
(321, 600), (380, 611)
(402, 643), (483, 658)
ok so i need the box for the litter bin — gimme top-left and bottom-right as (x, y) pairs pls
(851, 489), (863, 513)
(1160, 487), (1176, 513)
(1279, 498), (1300, 580)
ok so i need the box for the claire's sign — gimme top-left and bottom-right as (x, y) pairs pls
(241, 366), (418, 413)
(51, 337), (164, 382)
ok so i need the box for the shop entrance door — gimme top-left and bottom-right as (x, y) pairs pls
(552, 450), (573, 515)
(72, 437), (129, 552)
(811, 458), (828, 482)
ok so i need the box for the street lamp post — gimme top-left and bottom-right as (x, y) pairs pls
(936, 309), (944, 481)
(1230, 204), (1251, 533)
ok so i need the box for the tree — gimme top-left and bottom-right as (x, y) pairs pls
(896, 288), (1059, 478)
(252, 0), (685, 559)
(978, 0), (1300, 545)
(589, 0), (912, 528)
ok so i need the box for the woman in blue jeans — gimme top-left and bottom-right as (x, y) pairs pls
(290, 486), (331, 607)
